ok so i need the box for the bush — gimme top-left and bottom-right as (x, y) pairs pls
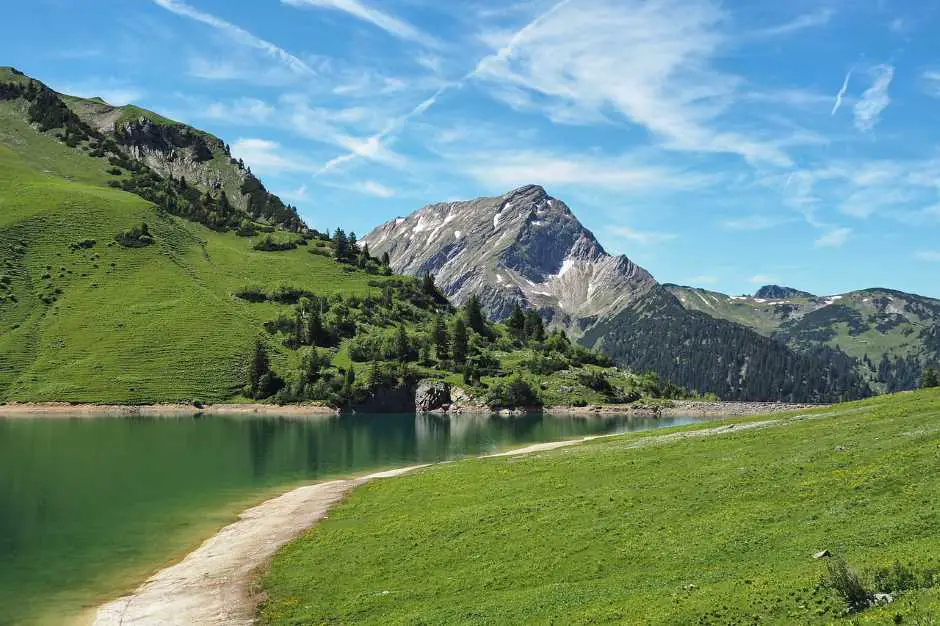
(235, 285), (267, 302)
(523, 354), (569, 375)
(69, 239), (96, 251)
(823, 557), (873, 613)
(253, 235), (296, 252)
(487, 375), (542, 409)
(115, 223), (154, 248)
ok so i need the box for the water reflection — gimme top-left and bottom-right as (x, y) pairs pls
(0, 411), (696, 624)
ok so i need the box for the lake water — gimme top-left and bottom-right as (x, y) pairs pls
(0, 412), (698, 624)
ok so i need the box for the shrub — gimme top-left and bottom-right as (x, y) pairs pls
(253, 235), (296, 252)
(234, 285), (267, 303)
(486, 375), (541, 409)
(115, 223), (154, 248)
(69, 239), (96, 251)
(824, 557), (873, 613)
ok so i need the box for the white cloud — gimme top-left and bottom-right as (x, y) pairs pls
(721, 215), (788, 231)
(52, 79), (143, 106)
(814, 227), (852, 248)
(470, 0), (793, 167)
(151, 0), (316, 76)
(361, 181), (396, 198)
(282, 0), (438, 48)
(916, 251), (940, 262)
(204, 98), (275, 125)
(607, 226), (678, 245)
(281, 184), (309, 201)
(748, 274), (778, 285)
(231, 138), (316, 175)
(749, 8), (834, 38)
(831, 70), (851, 115)
(455, 149), (713, 193)
(854, 64), (893, 132)
(922, 70), (940, 97)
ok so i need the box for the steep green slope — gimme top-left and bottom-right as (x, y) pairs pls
(262, 389), (940, 625)
(666, 283), (940, 391)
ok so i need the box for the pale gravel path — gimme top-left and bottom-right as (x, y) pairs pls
(93, 466), (428, 626)
(93, 405), (860, 625)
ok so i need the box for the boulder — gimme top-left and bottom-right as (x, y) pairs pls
(415, 381), (451, 413)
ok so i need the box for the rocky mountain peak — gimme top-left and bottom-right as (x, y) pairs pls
(363, 186), (656, 333)
(754, 285), (815, 299)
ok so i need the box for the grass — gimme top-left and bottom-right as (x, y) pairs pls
(261, 389), (940, 624)
(0, 125), (393, 403)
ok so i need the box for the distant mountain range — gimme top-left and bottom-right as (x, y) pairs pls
(365, 186), (881, 402)
(666, 284), (940, 392)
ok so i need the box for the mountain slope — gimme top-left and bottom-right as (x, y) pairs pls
(365, 187), (871, 402)
(666, 284), (940, 391)
(364, 185), (657, 329)
(0, 69), (671, 408)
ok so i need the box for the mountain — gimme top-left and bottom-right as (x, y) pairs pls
(365, 186), (871, 402)
(0, 68), (674, 409)
(364, 185), (657, 330)
(665, 284), (940, 391)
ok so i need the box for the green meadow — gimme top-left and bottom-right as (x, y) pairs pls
(262, 389), (940, 624)
(0, 100), (389, 403)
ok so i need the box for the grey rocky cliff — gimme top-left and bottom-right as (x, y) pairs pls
(364, 185), (657, 334)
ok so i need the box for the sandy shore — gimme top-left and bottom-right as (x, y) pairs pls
(93, 465), (428, 626)
(0, 402), (338, 418)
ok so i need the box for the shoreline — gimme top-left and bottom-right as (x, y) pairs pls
(0, 402), (339, 418)
(0, 399), (821, 419)
(89, 405), (832, 625)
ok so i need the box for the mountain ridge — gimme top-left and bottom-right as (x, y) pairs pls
(365, 186), (872, 402)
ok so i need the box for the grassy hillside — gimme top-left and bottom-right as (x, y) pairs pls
(262, 389), (940, 624)
(667, 284), (940, 392)
(1, 69), (679, 408)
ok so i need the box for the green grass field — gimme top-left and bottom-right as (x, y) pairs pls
(261, 389), (940, 624)
(0, 106), (391, 403)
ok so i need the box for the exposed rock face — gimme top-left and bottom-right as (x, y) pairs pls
(415, 380), (451, 413)
(754, 285), (815, 299)
(364, 185), (657, 334)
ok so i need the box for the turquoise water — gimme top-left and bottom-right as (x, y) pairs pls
(0, 412), (697, 624)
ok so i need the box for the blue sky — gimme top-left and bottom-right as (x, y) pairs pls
(4, 0), (940, 297)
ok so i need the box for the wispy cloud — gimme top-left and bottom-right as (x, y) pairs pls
(814, 226), (852, 248)
(231, 138), (318, 175)
(922, 70), (940, 97)
(471, 0), (792, 167)
(721, 215), (789, 231)
(916, 251), (940, 262)
(282, 0), (438, 47)
(748, 274), (778, 285)
(831, 70), (851, 115)
(151, 0), (316, 76)
(854, 64), (893, 132)
(204, 98), (275, 125)
(52, 80), (143, 106)
(453, 148), (714, 193)
(607, 226), (678, 245)
(361, 180), (396, 197)
(750, 8), (834, 38)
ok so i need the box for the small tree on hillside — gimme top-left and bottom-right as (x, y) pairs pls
(507, 303), (526, 340)
(464, 294), (488, 336)
(524, 309), (546, 342)
(333, 228), (349, 261)
(453, 317), (469, 365)
(432, 315), (450, 361)
(922, 366), (939, 389)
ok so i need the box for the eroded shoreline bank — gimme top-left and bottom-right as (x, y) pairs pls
(0, 399), (821, 419)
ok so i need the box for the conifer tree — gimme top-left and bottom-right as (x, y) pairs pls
(507, 303), (526, 340)
(453, 318), (469, 365)
(464, 294), (487, 336)
(922, 366), (939, 388)
(433, 315), (450, 361)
